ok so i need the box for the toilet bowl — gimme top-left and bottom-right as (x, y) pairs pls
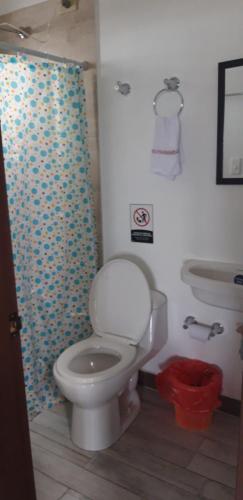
(53, 259), (167, 451)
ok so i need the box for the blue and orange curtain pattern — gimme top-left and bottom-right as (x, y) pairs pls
(0, 54), (97, 417)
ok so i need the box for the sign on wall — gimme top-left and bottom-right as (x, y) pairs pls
(130, 204), (153, 244)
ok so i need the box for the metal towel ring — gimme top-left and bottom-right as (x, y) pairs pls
(153, 77), (184, 117)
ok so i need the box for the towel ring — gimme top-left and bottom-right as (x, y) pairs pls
(153, 77), (184, 117)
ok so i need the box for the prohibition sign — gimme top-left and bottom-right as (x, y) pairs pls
(133, 207), (150, 227)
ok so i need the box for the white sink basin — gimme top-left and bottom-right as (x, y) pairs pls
(181, 259), (243, 311)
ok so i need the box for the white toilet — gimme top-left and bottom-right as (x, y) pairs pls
(53, 259), (167, 451)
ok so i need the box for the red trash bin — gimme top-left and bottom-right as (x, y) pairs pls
(156, 359), (222, 431)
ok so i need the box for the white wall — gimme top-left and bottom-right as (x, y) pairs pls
(97, 0), (243, 399)
(0, 0), (46, 16)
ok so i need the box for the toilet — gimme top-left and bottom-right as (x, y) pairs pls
(53, 259), (167, 451)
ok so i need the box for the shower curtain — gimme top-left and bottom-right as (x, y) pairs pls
(0, 54), (97, 417)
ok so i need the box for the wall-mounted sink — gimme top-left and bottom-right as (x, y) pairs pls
(181, 259), (243, 311)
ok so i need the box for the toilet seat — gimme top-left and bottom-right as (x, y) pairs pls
(55, 336), (136, 385)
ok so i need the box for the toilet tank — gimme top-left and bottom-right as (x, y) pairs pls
(139, 290), (167, 355)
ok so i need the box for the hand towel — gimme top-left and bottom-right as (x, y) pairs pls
(151, 115), (182, 180)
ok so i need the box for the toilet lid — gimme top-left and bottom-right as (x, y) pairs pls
(89, 259), (151, 345)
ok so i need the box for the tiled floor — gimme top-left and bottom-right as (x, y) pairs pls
(30, 388), (239, 500)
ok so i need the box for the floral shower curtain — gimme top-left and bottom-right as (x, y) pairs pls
(0, 54), (97, 417)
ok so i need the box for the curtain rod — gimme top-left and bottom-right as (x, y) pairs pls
(0, 41), (90, 70)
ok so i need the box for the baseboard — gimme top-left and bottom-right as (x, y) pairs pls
(138, 370), (241, 417)
(138, 370), (156, 389)
(220, 395), (241, 417)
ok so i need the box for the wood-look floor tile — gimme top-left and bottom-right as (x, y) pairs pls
(32, 444), (139, 500)
(61, 490), (92, 500)
(86, 452), (202, 500)
(188, 454), (236, 489)
(31, 431), (89, 468)
(32, 409), (70, 436)
(202, 480), (235, 500)
(104, 435), (205, 494)
(30, 410), (93, 458)
(202, 411), (239, 447)
(125, 426), (194, 467)
(199, 438), (238, 466)
(130, 404), (204, 452)
(32, 388), (239, 500)
(30, 419), (78, 454)
(34, 469), (67, 500)
(138, 389), (239, 447)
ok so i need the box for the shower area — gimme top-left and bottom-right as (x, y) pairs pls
(0, 2), (98, 418)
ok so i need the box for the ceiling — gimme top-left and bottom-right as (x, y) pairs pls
(0, 0), (46, 16)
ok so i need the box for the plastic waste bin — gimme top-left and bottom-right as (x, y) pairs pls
(156, 359), (222, 430)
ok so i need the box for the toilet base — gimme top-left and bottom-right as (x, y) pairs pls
(71, 397), (121, 451)
(120, 387), (141, 434)
(71, 388), (140, 451)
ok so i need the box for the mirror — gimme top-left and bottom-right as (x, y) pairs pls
(217, 58), (243, 184)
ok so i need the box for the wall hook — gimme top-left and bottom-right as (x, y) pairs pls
(164, 77), (180, 91)
(114, 81), (131, 96)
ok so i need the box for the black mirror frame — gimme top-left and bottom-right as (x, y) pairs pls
(216, 58), (243, 185)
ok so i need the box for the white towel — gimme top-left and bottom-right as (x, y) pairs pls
(151, 115), (182, 180)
